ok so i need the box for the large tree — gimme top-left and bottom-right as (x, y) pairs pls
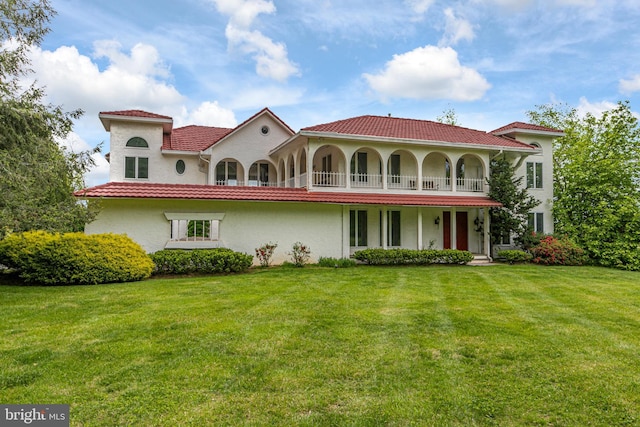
(527, 101), (640, 270)
(487, 156), (540, 247)
(0, 0), (98, 237)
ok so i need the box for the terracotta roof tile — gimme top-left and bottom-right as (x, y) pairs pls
(164, 125), (233, 151)
(491, 121), (563, 135)
(302, 115), (535, 150)
(99, 110), (173, 120)
(75, 182), (502, 207)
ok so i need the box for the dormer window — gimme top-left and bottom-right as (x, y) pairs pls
(126, 137), (149, 148)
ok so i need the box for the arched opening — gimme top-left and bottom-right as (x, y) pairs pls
(456, 154), (484, 192)
(350, 147), (383, 188)
(387, 150), (418, 190)
(422, 152), (452, 191)
(312, 145), (346, 187)
(248, 160), (275, 186)
(215, 158), (244, 186)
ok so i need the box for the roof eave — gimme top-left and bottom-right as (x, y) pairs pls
(99, 113), (173, 133)
(492, 128), (564, 138)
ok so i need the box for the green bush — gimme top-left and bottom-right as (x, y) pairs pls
(0, 231), (153, 285)
(353, 248), (474, 265)
(529, 235), (587, 266)
(150, 248), (252, 275)
(497, 249), (532, 264)
(317, 257), (357, 268)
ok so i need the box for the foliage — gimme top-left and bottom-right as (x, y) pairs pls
(529, 235), (587, 266)
(317, 257), (357, 268)
(187, 220), (210, 238)
(497, 249), (532, 264)
(0, 231), (153, 284)
(0, 0), (99, 238)
(150, 249), (252, 275)
(255, 242), (277, 267)
(527, 101), (640, 270)
(435, 106), (460, 126)
(487, 156), (540, 246)
(289, 241), (311, 267)
(353, 248), (474, 265)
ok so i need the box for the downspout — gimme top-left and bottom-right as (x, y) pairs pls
(199, 153), (210, 184)
(514, 154), (528, 170)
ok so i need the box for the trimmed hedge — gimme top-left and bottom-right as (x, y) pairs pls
(150, 248), (252, 275)
(497, 249), (532, 264)
(0, 231), (153, 285)
(317, 257), (357, 268)
(353, 248), (474, 265)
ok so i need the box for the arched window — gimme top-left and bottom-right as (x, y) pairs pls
(126, 137), (148, 148)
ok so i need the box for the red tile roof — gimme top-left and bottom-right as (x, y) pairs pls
(163, 125), (233, 151)
(491, 121), (563, 135)
(302, 115), (535, 150)
(99, 110), (173, 120)
(75, 182), (502, 207)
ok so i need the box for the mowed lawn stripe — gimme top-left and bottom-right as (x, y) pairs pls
(1, 265), (639, 426)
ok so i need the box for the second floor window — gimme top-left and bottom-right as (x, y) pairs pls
(528, 212), (544, 234)
(216, 161), (237, 185)
(125, 157), (148, 179)
(526, 162), (543, 189)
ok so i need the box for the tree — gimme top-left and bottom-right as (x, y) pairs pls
(527, 101), (640, 270)
(487, 156), (540, 247)
(0, 0), (98, 237)
(436, 107), (460, 126)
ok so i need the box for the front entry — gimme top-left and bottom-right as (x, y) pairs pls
(443, 211), (468, 251)
(456, 212), (468, 251)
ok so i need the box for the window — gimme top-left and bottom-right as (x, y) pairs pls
(456, 158), (465, 179)
(350, 210), (368, 247)
(351, 152), (368, 182)
(175, 160), (186, 175)
(528, 212), (544, 234)
(125, 156), (148, 179)
(389, 154), (401, 184)
(216, 161), (238, 185)
(322, 154), (332, 172)
(261, 125), (270, 135)
(387, 210), (401, 247)
(249, 162), (270, 186)
(164, 213), (224, 249)
(526, 162), (543, 189)
(126, 137), (148, 148)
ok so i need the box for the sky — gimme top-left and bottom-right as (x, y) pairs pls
(23, 0), (640, 186)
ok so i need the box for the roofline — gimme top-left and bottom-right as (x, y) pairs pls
(99, 113), (173, 133)
(492, 128), (564, 137)
(160, 149), (202, 155)
(202, 107), (295, 152)
(271, 130), (539, 155)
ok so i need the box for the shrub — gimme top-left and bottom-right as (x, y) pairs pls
(317, 257), (357, 268)
(529, 235), (587, 266)
(150, 248), (252, 275)
(290, 242), (311, 267)
(255, 242), (277, 267)
(353, 248), (474, 265)
(0, 231), (153, 285)
(497, 249), (532, 264)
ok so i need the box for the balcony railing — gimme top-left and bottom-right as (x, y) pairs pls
(216, 179), (244, 186)
(350, 173), (383, 188)
(422, 176), (451, 191)
(457, 177), (484, 192)
(313, 171), (346, 187)
(387, 175), (418, 190)
(247, 180), (277, 187)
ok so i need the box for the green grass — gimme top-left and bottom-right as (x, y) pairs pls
(1, 265), (640, 426)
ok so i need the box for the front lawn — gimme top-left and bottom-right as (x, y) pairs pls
(1, 265), (639, 426)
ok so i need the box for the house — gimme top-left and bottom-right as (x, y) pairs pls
(76, 108), (562, 264)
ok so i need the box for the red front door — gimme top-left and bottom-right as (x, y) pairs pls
(456, 212), (468, 251)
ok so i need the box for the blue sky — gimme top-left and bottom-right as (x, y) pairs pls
(26, 0), (640, 185)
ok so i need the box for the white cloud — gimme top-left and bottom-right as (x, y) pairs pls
(439, 8), (475, 47)
(59, 132), (110, 187)
(177, 101), (238, 128)
(619, 74), (640, 94)
(576, 97), (618, 118)
(211, 0), (299, 82)
(363, 45), (491, 101)
(405, 0), (435, 15)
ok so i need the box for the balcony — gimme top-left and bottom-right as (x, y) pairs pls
(456, 177), (484, 192)
(422, 176), (452, 191)
(313, 171), (346, 187)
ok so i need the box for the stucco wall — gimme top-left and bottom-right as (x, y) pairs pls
(85, 199), (344, 263)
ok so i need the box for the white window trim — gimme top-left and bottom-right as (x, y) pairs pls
(164, 213), (225, 249)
